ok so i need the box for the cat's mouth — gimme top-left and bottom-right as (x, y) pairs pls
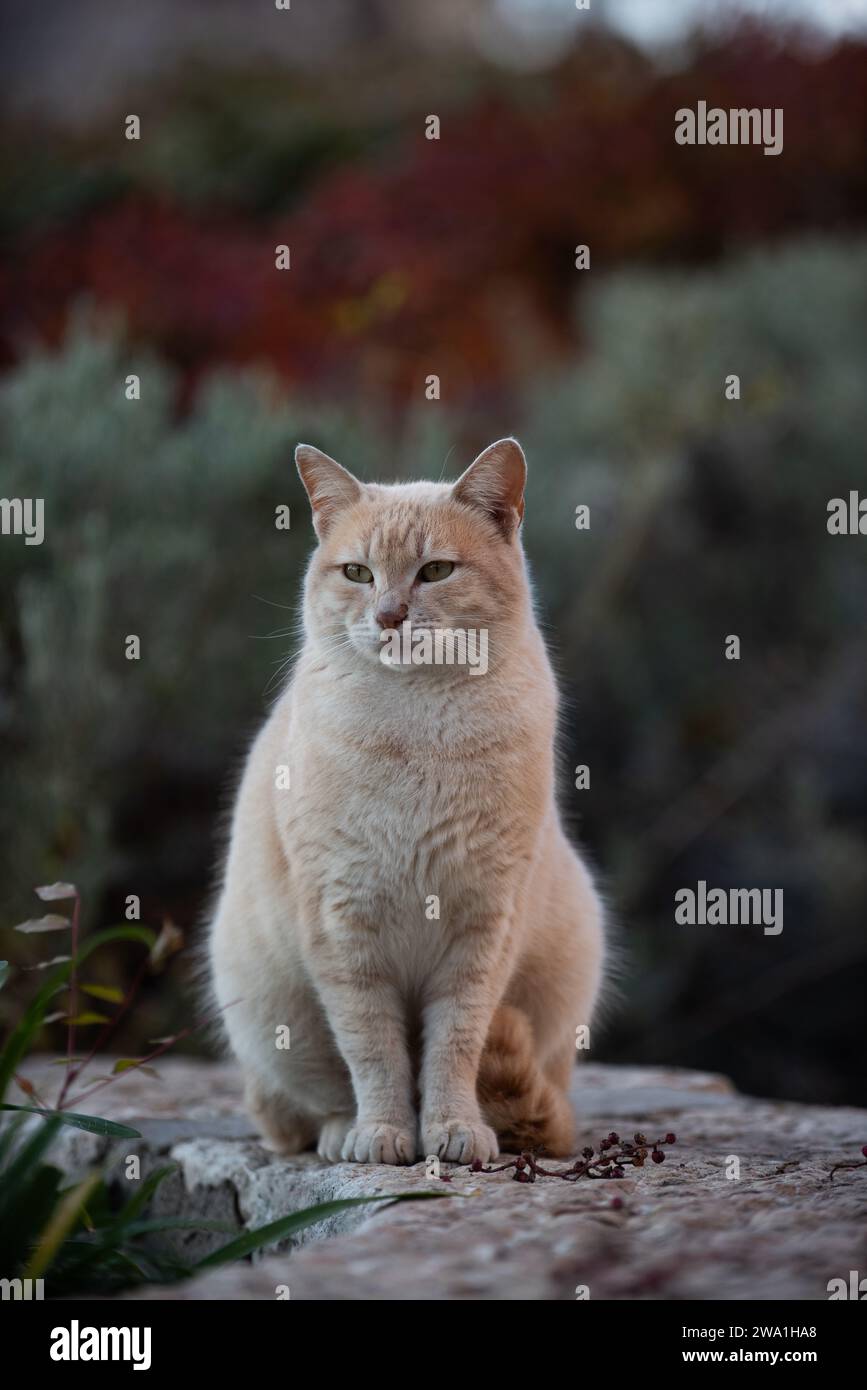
(348, 620), (490, 677)
(348, 621), (417, 670)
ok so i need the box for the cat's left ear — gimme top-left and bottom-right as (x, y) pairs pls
(296, 444), (363, 539)
(453, 437), (526, 540)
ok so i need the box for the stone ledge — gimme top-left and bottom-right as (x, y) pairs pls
(27, 1059), (867, 1300)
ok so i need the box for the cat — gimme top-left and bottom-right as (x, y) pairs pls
(207, 438), (605, 1164)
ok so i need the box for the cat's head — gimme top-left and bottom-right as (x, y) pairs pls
(296, 438), (529, 672)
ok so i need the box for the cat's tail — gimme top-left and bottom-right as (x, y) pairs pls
(477, 1004), (576, 1156)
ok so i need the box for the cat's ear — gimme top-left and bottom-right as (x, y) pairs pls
(453, 437), (526, 539)
(295, 444), (363, 538)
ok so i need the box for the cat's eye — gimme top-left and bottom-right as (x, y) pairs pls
(343, 563), (373, 584)
(418, 560), (454, 583)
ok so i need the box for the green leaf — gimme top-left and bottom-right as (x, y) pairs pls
(0, 1104), (142, 1138)
(105, 1164), (177, 1231)
(34, 883), (78, 902)
(23, 955), (72, 971)
(24, 1170), (102, 1279)
(108, 1061), (160, 1080)
(80, 983), (124, 1004)
(14, 915), (70, 934)
(103, 1061), (159, 1084)
(111, 1216), (237, 1239)
(0, 1108), (28, 1167)
(0, 924), (155, 1103)
(51, 1238), (186, 1292)
(196, 1191), (454, 1269)
(149, 919), (184, 972)
(65, 1011), (111, 1026)
(0, 1163), (64, 1273)
(0, 961), (9, 990)
(0, 1114), (64, 1230)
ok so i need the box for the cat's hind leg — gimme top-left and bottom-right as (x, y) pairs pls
(477, 1004), (576, 1156)
(245, 1075), (318, 1155)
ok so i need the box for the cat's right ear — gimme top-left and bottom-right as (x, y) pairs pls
(295, 444), (363, 539)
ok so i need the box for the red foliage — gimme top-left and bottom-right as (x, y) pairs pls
(2, 32), (866, 406)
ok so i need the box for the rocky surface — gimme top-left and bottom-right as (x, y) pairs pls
(28, 1058), (867, 1300)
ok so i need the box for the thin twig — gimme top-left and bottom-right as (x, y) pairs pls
(64, 999), (239, 1110)
(56, 955), (150, 1106)
(57, 887), (81, 1109)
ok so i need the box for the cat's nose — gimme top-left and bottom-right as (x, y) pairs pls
(375, 599), (409, 630)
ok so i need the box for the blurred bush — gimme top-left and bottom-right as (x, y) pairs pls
(1, 236), (865, 1100)
(521, 237), (867, 1103)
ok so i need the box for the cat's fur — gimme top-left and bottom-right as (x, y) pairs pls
(208, 438), (605, 1164)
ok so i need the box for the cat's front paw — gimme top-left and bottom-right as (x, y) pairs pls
(422, 1117), (499, 1165)
(341, 1120), (417, 1165)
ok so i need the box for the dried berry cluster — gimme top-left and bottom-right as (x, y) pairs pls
(462, 1131), (677, 1184)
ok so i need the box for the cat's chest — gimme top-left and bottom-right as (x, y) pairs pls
(285, 732), (515, 916)
(312, 748), (491, 872)
(281, 675), (542, 906)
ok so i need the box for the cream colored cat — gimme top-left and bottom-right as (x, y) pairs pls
(208, 438), (605, 1164)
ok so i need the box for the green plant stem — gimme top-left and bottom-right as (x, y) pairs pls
(64, 1002), (226, 1109)
(57, 953), (149, 1105)
(57, 888), (81, 1110)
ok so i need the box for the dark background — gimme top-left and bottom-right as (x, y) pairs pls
(1, 0), (866, 1106)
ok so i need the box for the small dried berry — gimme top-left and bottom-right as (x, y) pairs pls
(861, 1145), (867, 1158)
(610, 1196), (624, 1211)
(458, 1121), (683, 1185)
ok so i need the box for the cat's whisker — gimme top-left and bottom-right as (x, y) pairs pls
(436, 445), (458, 485)
(251, 593), (297, 613)
(285, 635), (357, 674)
(262, 656), (297, 698)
